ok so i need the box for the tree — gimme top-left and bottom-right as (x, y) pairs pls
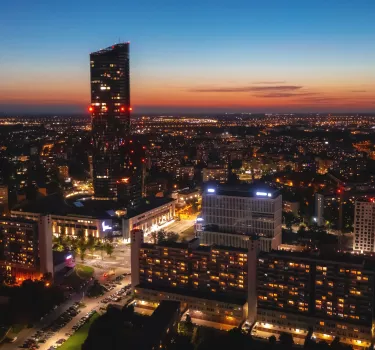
(297, 224), (307, 235)
(157, 229), (166, 243)
(95, 241), (105, 260)
(87, 235), (96, 257)
(54, 243), (64, 252)
(105, 242), (114, 258)
(166, 232), (179, 242)
(269, 335), (276, 345)
(150, 231), (158, 244)
(76, 229), (85, 241)
(79, 244), (87, 262)
(279, 332), (294, 347)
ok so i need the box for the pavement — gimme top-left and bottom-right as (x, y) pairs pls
(164, 218), (196, 235)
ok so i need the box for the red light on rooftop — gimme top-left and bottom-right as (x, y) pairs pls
(337, 189), (341, 194)
(129, 107), (133, 111)
(120, 107), (125, 112)
(88, 106), (94, 112)
(142, 158), (145, 163)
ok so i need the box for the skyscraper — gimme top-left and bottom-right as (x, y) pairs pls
(90, 43), (144, 205)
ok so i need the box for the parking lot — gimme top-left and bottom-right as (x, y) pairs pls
(15, 274), (131, 350)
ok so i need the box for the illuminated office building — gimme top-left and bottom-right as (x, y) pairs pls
(198, 184), (282, 251)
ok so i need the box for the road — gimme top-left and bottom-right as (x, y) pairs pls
(39, 276), (131, 350)
(165, 218), (196, 235)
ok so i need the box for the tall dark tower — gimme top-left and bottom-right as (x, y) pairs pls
(90, 42), (144, 206)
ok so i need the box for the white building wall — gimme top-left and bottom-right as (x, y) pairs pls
(201, 192), (282, 252)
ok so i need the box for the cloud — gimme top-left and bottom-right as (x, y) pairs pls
(297, 97), (343, 103)
(256, 92), (318, 98)
(351, 90), (367, 93)
(188, 85), (302, 93)
(252, 81), (286, 84)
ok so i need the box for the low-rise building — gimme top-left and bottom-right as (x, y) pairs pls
(175, 166), (195, 181)
(202, 166), (228, 183)
(122, 197), (175, 240)
(283, 200), (300, 216)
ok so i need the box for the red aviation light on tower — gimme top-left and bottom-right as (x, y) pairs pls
(88, 106), (94, 112)
(120, 106), (125, 112)
(129, 107), (133, 111)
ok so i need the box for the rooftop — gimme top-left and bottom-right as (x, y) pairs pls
(260, 250), (375, 270)
(137, 284), (247, 305)
(90, 42), (129, 55)
(203, 182), (280, 198)
(12, 194), (175, 220)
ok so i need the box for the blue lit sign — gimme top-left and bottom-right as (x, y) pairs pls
(207, 188), (215, 193)
(256, 191), (272, 197)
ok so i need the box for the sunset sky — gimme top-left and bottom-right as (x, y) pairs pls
(1, 0), (374, 114)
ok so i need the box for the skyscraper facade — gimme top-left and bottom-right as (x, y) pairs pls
(90, 43), (144, 206)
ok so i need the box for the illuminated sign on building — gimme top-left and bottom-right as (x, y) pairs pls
(102, 222), (112, 231)
(256, 191), (272, 197)
(207, 188), (215, 193)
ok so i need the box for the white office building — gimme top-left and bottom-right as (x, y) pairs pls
(198, 184), (282, 252)
(353, 198), (375, 253)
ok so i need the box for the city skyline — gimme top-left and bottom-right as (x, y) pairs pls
(1, 0), (375, 114)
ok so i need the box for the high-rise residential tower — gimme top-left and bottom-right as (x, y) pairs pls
(90, 43), (144, 206)
(353, 198), (375, 253)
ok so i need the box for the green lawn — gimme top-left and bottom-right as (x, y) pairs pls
(75, 265), (94, 279)
(58, 312), (99, 350)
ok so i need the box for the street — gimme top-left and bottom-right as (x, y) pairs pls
(164, 218), (196, 235)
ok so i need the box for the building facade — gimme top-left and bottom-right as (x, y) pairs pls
(122, 198), (176, 240)
(283, 200), (299, 217)
(353, 198), (375, 253)
(0, 184), (9, 214)
(199, 185), (282, 252)
(202, 166), (228, 183)
(0, 217), (53, 283)
(315, 193), (325, 226)
(131, 234), (258, 326)
(90, 43), (144, 205)
(255, 250), (375, 348)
